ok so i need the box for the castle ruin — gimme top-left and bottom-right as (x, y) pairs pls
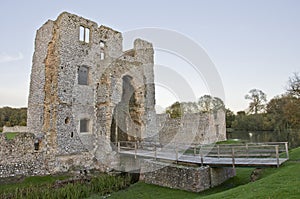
(27, 12), (156, 172)
(0, 13), (227, 187)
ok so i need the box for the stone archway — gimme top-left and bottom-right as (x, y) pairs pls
(110, 75), (142, 144)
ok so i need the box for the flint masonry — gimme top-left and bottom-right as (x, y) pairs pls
(27, 12), (156, 172)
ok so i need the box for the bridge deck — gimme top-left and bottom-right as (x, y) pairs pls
(117, 142), (289, 168)
(119, 149), (287, 167)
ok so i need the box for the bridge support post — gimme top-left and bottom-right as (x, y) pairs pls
(246, 143), (249, 159)
(134, 142), (137, 159)
(200, 146), (203, 167)
(175, 145), (178, 163)
(217, 145), (220, 159)
(275, 145), (279, 168)
(231, 147), (236, 175)
(285, 142), (289, 159)
(231, 147), (235, 169)
(117, 142), (120, 153)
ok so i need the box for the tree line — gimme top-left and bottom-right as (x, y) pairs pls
(0, 107), (27, 131)
(165, 95), (225, 118)
(227, 72), (300, 131)
(165, 72), (300, 132)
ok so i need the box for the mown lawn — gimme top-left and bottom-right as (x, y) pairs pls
(201, 148), (300, 199)
(105, 167), (253, 199)
(103, 147), (300, 199)
(1, 147), (299, 199)
(4, 132), (18, 140)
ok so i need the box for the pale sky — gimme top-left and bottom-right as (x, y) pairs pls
(0, 0), (299, 113)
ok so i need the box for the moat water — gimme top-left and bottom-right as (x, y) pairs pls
(226, 130), (300, 149)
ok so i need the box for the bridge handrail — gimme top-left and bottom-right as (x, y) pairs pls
(115, 141), (289, 167)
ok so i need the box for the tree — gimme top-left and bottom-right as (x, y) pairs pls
(245, 89), (267, 114)
(0, 107), (27, 127)
(286, 72), (300, 98)
(165, 102), (182, 118)
(212, 97), (226, 112)
(198, 95), (225, 113)
(225, 108), (235, 128)
(198, 95), (213, 112)
(181, 102), (199, 113)
(267, 94), (300, 130)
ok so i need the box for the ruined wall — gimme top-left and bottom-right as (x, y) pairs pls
(0, 133), (48, 178)
(140, 160), (235, 192)
(3, 126), (28, 133)
(158, 110), (226, 145)
(26, 12), (156, 173)
(27, 20), (54, 135)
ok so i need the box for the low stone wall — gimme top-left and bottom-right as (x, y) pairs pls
(157, 111), (226, 146)
(140, 160), (235, 192)
(210, 167), (236, 187)
(0, 133), (48, 178)
(3, 126), (28, 133)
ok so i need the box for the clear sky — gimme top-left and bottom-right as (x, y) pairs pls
(0, 0), (299, 113)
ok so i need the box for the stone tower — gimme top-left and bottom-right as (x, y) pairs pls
(27, 12), (156, 172)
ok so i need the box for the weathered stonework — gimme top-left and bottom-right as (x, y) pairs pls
(27, 12), (156, 172)
(158, 110), (226, 145)
(2, 126), (28, 133)
(140, 160), (235, 192)
(0, 133), (48, 178)
(0, 12), (228, 193)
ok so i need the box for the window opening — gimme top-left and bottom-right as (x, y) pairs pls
(100, 40), (105, 48)
(80, 119), (90, 133)
(100, 52), (105, 60)
(78, 65), (89, 85)
(79, 26), (90, 43)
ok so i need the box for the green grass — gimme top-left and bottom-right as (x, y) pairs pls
(0, 173), (131, 199)
(215, 139), (245, 145)
(0, 174), (70, 195)
(183, 139), (245, 155)
(2, 148), (300, 198)
(97, 182), (200, 199)
(104, 147), (300, 199)
(106, 168), (253, 199)
(4, 132), (18, 140)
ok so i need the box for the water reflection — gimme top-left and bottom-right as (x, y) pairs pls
(227, 131), (300, 149)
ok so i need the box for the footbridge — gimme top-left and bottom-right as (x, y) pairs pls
(116, 141), (289, 168)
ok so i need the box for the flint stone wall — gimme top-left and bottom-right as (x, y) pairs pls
(26, 12), (156, 173)
(0, 133), (48, 178)
(158, 110), (226, 145)
(140, 160), (235, 192)
(3, 126), (28, 133)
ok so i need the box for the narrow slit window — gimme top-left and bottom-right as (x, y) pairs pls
(100, 52), (105, 60)
(79, 26), (85, 42)
(100, 40), (105, 48)
(85, 28), (90, 43)
(79, 26), (90, 43)
(80, 119), (90, 133)
(78, 65), (89, 85)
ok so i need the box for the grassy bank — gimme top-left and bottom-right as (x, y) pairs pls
(106, 147), (300, 199)
(1, 147), (299, 198)
(0, 173), (131, 199)
(105, 168), (253, 199)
